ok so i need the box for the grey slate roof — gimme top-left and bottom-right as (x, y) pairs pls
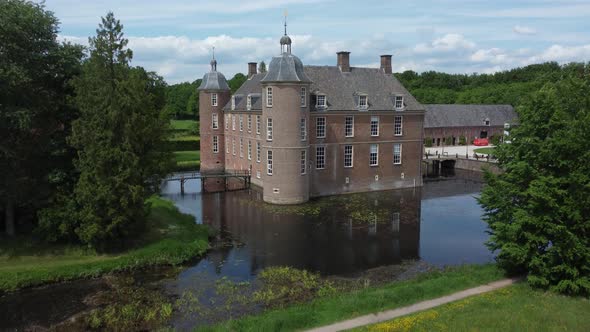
(261, 53), (311, 83)
(424, 104), (517, 128)
(197, 70), (230, 91)
(224, 65), (423, 112)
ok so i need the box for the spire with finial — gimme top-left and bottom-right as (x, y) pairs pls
(210, 46), (217, 71)
(280, 10), (292, 54)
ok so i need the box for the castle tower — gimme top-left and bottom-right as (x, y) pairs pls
(198, 53), (231, 175)
(260, 19), (312, 204)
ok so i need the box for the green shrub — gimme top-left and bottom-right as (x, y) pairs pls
(424, 137), (433, 147)
(459, 136), (467, 145)
(167, 139), (200, 151)
(490, 135), (501, 146)
(444, 136), (453, 146)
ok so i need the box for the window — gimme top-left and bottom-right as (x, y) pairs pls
(300, 87), (306, 107)
(394, 116), (403, 136)
(232, 115), (236, 130)
(239, 138), (243, 158)
(256, 170), (261, 179)
(393, 143), (402, 165)
(395, 95), (404, 110)
(211, 93), (218, 106)
(484, 118), (490, 126)
(239, 115), (243, 131)
(256, 115), (261, 134)
(370, 144), (379, 166)
(316, 146), (325, 169)
(256, 142), (261, 162)
(266, 118), (273, 141)
(247, 115), (252, 132)
(370, 116), (379, 136)
(247, 95), (252, 110)
(316, 117), (326, 138)
(231, 96), (235, 110)
(225, 138), (229, 153)
(300, 150), (306, 174)
(345, 116), (354, 137)
(266, 87), (273, 107)
(213, 135), (219, 153)
(225, 114), (229, 129)
(267, 150), (273, 175)
(247, 141), (252, 160)
(316, 95), (326, 108)
(300, 118), (306, 141)
(232, 138), (236, 155)
(212, 113), (219, 129)
(344, 145), (353, 168)
(359, 95), (368, 109)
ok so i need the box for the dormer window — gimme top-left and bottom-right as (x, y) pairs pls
(359, 95), (368, 109)
(395, 95), (404, 110)
(484, 118), (490, 126)
(231, 96), (235, 110)
(247, 95), (252, 110)
(316, 95), (326, 108)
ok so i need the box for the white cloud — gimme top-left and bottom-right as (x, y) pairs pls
(527, 44), (590, 63)
(513, 25), (537, 35)
(414, 34), (476, 54)
(470, 48), (510, 64)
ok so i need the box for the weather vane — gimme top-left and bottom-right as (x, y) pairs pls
(284, 10), (288, 35)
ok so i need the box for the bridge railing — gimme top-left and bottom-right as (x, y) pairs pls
(424, 151), (498, 162)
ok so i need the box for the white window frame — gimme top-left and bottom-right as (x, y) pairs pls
(316, 117), (326, 138)
(370, 116), (379, 137)
(256, 115), (261, 134)
(239, 138), (243, 158)
(256, 141), (261, 163)
(359, 95), (368, 109)
(225, 114), (229, 130)
(316, 146), (325, 170)
(247, 115), (252, 132)
(300, 150), (307, 175)
(247, 95), (252, 110)
(247, 140), (252, 160)
(394, 115), (403, 136)
(316, 94), (326, 108)
(370, 144), (379, 166)
(393, 143), (402, 165)
(213, 135), (219, 153)
(266, 117), (273, 141)
(300, 118), (307, 141)
(231, 96), (235, 110)
(239, 115), (243, 131)
(232, 138), (236, 155)
(344, 145), (353, 168)
(267, 150), (273, 175)
(225, 137), (229, 154)
(212, 113), (219, 129)
(300, 87), (307, 107)
(345, 116), (354, 137)
(395, 95), (404, 110)
(266, 87), (273, 107)
(232, 115), (236, 131)
(211, 93), (218, 107)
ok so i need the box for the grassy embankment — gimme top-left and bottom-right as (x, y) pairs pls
(170, 119), (201, 172)
(0, 197), (211, 292)
(474, 147), (495, 155)
(357, 283), (590, 331)
(201, 264), (506, 331)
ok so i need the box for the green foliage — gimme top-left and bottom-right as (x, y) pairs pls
(458, 136), (467, 146)
(229, 73), (247, 93)
(202, 264), (504, 332)
(479, 71), (590, 296)
(0, 197), (211, 292)
(37, 12), (172, 248)
(0, 0), (83, 236)
(259, 61), (267, 73)
(167, 137), (200, 151)
(424, 137), (433, 148)
(395, 62), (588, 106)
(164, 81), (199, 119)
(490, 135), (502, 146)
(444, 136), (453, 146)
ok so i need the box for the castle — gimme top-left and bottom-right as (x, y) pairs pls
(198, 27), (425, 204)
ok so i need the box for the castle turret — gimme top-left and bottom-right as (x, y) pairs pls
(198, 54), (231, 175)
(260, 20), (312, 204)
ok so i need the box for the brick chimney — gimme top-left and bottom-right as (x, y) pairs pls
(337, 51), (350, 72)
(248, 62), (257, 78)
(380, 55), (392, 74)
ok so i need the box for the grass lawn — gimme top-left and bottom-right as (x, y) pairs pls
(174, 150), (200, 163)
(200, 264), (505, 331)
(474, 147), (495, 155)
(357, 283), (590, 331)
(170, 119), (198, 131)
(0, 197), (211, 293)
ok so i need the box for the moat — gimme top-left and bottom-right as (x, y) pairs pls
(1, 169), (492, 330)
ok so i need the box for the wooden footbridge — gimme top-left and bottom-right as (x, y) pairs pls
(164, 170), (251, 194)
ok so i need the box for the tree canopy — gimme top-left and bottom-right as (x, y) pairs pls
(479, 65), (590, 295)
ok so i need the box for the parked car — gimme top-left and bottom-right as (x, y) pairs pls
(473, 138), (489, 146)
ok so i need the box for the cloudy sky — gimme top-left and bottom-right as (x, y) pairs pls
(43, 0), (590, 84)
